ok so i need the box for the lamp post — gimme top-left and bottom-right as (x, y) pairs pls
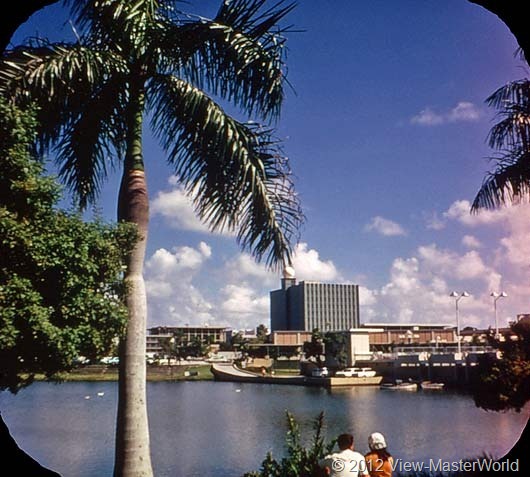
(449, 291), (470, 356)
(490, 292), (507, 339)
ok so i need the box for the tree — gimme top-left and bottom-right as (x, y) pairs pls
(471, 79), (530, 466)
(0, 98), (135, 392)
(473, 319), (530, 412)
(0, 99), (135, 476)
(256, 324), (269, 343)
(324, 332), (349, 369)
(303, 329), (325, 366)
(0, 2), (302, 475)
(472, 78), (530, 211)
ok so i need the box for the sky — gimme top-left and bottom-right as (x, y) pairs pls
(12, 0), (530, 332)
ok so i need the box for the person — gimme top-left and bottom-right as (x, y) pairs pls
(319, 433), (369, 477)
(364, 432), (393, 477)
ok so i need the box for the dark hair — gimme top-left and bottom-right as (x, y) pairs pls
(337, 433), (354, 450)
(374, 449), (392, 461)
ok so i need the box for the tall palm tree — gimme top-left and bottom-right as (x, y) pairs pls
(472, 78), (530, 210)
(0, 1), (302, 475)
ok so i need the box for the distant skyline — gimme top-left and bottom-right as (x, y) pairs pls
(12, 0), (530, 331)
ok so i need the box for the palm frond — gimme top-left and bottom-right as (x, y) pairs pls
(472, 149), (530, 211)
(68, 0), (162, 43)
(0, 44), (127, 151)
(155, 0), (295, 121)
(56, 78), (127, 208)
(148, 74), (303, 268)
(1, 43), (127, 205)
(486, 79), (530, 110)
(486, 79), (530, 151)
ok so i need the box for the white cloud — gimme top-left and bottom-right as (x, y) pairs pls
(462, 235), (482, 249)
(220, 284), (270, 326)
(151, 186), (208, 232)
(364, 216), (407, 237)
(425, 212), (446, 230)
(291, 243), (341, 281)
(410, 108), (444, 126)
(145, 242), (215, 327)
(360, 241), (504, 327)
(443, 199), (509, 226)
(447, 101), (482, 122)
(411, 101), (482, 126)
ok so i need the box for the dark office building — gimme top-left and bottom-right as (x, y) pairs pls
(270, 268), (360, 332)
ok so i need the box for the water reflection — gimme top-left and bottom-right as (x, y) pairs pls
(1, 381), (527, 477)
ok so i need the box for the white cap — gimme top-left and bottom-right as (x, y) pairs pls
(368, 432), (387, 450)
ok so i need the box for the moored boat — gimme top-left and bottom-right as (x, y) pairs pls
(380, 381), (418, 391)
(420, 381), (444, 390)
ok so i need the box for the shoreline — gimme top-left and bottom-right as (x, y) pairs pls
(37, 364), (215, 382)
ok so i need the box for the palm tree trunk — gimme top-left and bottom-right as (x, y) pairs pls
(114, 83), (153, 477)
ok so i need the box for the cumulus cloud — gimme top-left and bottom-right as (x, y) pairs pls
(151, 186), (208, 232)
(145, 242), (215, 326)
(360, 241), (505, 328)
(364, 216), (407, 237)
(151, 179), (233, 236)
(411, 101), (482, 126)
(291, 243), (341, 281)
(462, 235), (482, 249)
(219, 284), (270, 326)
(443, 199), (508, 226)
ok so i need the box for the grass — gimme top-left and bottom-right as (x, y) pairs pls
(34, 364), (214, 383)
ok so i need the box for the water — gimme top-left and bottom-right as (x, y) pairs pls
(1, 381), (528, 477)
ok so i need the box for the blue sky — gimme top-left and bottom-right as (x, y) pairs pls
(13, 0), (530, 331)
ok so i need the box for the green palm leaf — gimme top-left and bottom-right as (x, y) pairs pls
(0, 44), (126, 152)
(149, 74), (302, 267)
(155, 0), (294, 121)
(474, 78), (530, 211)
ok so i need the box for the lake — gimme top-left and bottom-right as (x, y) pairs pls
(1, 381), (528, 476)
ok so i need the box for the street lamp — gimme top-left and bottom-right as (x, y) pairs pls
(490, 292), (507, 339)
(449, 291), (470, 356)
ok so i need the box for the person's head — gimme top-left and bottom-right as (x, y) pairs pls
(337, 433), (354, 450)
(368, 432), (392, 459)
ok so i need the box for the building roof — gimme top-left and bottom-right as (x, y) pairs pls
(361, 323), (454, 329)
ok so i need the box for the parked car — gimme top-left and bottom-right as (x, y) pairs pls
(311, 367), (329, 377)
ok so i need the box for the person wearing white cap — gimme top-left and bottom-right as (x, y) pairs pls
(364, 432), (393, 477)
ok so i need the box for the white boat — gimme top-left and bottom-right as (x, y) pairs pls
(420, 381), (444, 390)
(380, 381), (418, 391)
(335, 367), (377, 378)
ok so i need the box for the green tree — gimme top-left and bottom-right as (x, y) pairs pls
(472, 78), (530, 211)
(0, 99), (136, 392)
(303, 328), (325, 366)
(473, 319), (530, 412)
(471, 78), (530, 466)
(256, 323), (269, 343)
(0, 2), (301, 474)
(324, 332), (349, 369)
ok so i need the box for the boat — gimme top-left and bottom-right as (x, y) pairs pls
(420, 381), (445, 390)
(380, 381), (418, 391)
(335, 367), (377, 378)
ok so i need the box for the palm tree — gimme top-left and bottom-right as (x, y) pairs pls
(0, 1), (302, 475)
(472, 78), (530, 210)
(471, 78), (530, 468)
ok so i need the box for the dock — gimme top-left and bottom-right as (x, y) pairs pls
(210, 363), (382, 387)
